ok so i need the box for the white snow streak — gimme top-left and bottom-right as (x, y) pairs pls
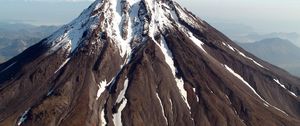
(97, 80), (107, 100)
(263, 103), (269, 107)
(289, 91), (297, 97)
(272, 106), (289, 115)
(159, 36), (191, 110)
(100, 109), (107, 126)
(176, 78), (190, 109)
(222, 42), (264, 68)
(116, 79), (129, 103)
(173, 3), (202, 30)
(169, 99), (173, 112)
(225, 95), (231, 105)
(0, 62), (16, 73)
(17, 109), (30, 126)
(54, 58), (70, 73)
(188, 32), (207, 54)
(274, 79), (286, 89)
(222, 42), (235, 52)
(237, 51), (264, 68)
(193, 88), (199, 102)
(160, 36), (175, 74)
(274, 79), (297, 97)
(113, 79), (129, 126)
(224, 65), (265, 101)
(168, 5), (207, 54)
(224, 65), (288, 116)
(156, 93), (168, 125)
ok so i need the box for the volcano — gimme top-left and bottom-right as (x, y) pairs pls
(0, 0), (299, 126)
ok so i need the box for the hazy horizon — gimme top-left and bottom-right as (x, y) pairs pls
(0, 0), (299, 34)
(177, 0), (300, 34)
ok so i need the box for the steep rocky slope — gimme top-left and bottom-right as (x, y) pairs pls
(0, 0), (299, 126)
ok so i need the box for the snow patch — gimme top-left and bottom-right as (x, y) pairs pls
(224, 65), (265, 101)
(289, 91), (297, 97)
(263, 103), (269, 107)
(273, 106), (288, 115)
(274, 79), (286, 89)
(224, 65), (289, 116)
(159, 36), (191, 109)
(221, 42), (265, 68)
(97, 80), (107, 100)
(113, 79), (129, 126)
(17, 108), (30, 126)
(176, 78), (190, 109)
(193, 88), (199, 102)
(238, 51), (264, 68)
(173, 3), (202, 30)
(45, 0), (106, 54)
(156, 93), (168, 125)
(110, 0), (123, 38)
(168, 5), (207, 54)
(274, 79), (297, 97)
(48, 11), (99, 53)
(106, 0), (133, 58)
(100, 108), (107, 126)
(116, 79), (129, 103)
(225, 95), (232, 105)
(169, 98), (173, 112)
(159, 36), (176, 74)
(263, 102), (288, 115)
(222, 42), (235, 52)
(93, 0), (103, 11)
(187, 32), (207, 54)
(54, 58), (70, 73)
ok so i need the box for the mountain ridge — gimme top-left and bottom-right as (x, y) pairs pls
(0, 0), (299, 126)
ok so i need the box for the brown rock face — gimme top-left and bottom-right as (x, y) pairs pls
(0, 0), (299, 126)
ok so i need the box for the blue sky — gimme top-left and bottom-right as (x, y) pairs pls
(0, 0), (299, 33)
(177, 0), (300, 33)
(0, 0), (92, 25)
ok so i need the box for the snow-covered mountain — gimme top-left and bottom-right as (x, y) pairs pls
(0, 0), (299, 126)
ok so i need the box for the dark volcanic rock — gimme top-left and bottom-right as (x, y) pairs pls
(0, 0), (299, 126)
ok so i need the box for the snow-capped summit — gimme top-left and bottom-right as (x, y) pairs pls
(45, 0), (207, 57)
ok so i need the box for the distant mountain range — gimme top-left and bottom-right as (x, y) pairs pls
(211, 22), (300, 47)
(239, 32), (300, 46)
(0, 23), (59, 62)
(239, 38), (300, 77)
